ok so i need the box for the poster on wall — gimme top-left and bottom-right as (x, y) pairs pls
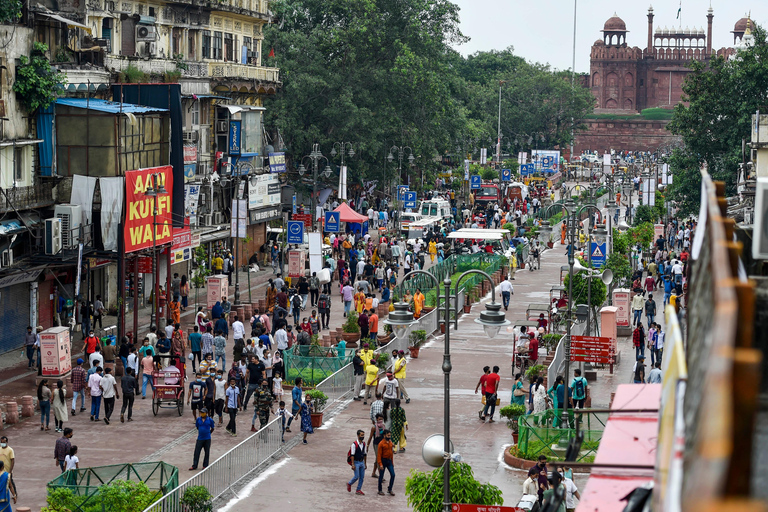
(287, 250), (306, 278)
(230, 199), (247, 238)
(124, 166), (173, 253)
(185, 184), (201, 225)
(248, 174), (281, 209)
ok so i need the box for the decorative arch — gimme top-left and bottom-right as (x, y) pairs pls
(623, 98), (633, 110)
(605, 98), (618, 109)
(606, 72), (619, 87)
(592, 72), (600, 87)
(624, 72), (633, 87)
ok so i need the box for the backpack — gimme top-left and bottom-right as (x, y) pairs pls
(318, 296), (329, 310)
(347, 441), (363, 466)
(573, 377), (585, 399)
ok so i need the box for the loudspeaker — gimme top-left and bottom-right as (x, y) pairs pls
(421, 434), (454, 468)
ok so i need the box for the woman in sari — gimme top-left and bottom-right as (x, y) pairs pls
(0, 461), (16, 511)
(266, 284), (277, 313)
(354, 289), (366, 315)
(297, 394), (314, 444)
(389, 399), (408, 453)
(511, 373), (526, 407)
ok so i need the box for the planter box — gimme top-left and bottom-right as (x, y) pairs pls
(310, 412), (324, 428)
(408, 346), (420, 358)
(377, 304), (390, 317)
(463, 305), (472, 314)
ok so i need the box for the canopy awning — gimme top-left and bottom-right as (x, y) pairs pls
(333, 202), (368, 223)
(37, 12), (91, 32)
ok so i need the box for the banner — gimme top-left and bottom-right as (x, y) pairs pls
(531, 150), (560, 173)
(269, 152), (286, 173)
(99, 177), (123, 252)
(338, 165), (348, 200)
(230, 199), (247, 238)
(287, 249), (306, 278)
(124, 166), (173, 253)
(185, 184), (201, 225)
(248, 174), (281, 210)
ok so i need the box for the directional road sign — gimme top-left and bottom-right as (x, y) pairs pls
(590, 241), (607, 268)
(470, 175), (481, 190)
(404, 191), (417, 209)
(287, 220), (304, 244)
(324, 211), (340, 233)
(501, 169), (512, 181)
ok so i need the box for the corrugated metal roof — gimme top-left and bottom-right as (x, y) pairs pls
(55, 98), (169, 114)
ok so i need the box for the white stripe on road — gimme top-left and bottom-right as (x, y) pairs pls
(217, 458), (291, 512)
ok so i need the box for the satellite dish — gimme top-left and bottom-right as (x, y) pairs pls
(422, 434), (453, 468)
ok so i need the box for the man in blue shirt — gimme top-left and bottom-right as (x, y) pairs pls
(190, 408), (215, 470)
(286, 377), (303, 432)
(188, 326), (202, 373)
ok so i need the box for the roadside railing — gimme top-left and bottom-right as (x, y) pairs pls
(517, 410), (608, 462)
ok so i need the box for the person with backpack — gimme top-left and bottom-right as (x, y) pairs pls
(569, 369), (588, 410)
(317, 292), (331, 330)
(346, 429), (368, 495)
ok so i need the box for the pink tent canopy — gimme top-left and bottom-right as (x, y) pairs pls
(333, 202), (368, 223)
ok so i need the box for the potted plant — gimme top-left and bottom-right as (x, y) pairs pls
(341, 312), (360, 346)
(374, 352), (390, 371)
(499, 404), (527, 444)
(305, 389), (328, 427)
(463, 289), (476, 314)
(408, 329), (427, 358)
(525, 364), (547, 385)
(180, 485), (213, 512)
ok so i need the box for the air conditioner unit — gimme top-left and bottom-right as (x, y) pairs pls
(216, 120), (228, 133)
(45, 218), (62, 255)
(136, 24), (157, 42)
(2, 249), (13, 268)
(212, 212), (224, 224)
(54, 204), (83, 249)
(183, 131), (198, 143)
(147, 42), (157, 56)
(200, 213), (212, 227)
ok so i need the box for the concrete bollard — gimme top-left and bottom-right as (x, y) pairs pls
(6, 402), (18, 424)
(21, 396), (34, 418)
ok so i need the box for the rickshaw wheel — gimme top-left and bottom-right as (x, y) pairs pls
(152, 398), (159, 416)
(177, 390), (185, 416)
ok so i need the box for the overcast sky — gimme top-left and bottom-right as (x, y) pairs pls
(451, 1), (768, 72)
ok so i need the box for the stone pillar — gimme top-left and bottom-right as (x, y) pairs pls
(646, 7), (654, 53)
(5, 402), (18, 425)
(21, 396), (34, 418)
(706, 8), (713, 55)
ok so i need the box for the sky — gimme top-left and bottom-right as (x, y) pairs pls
(451, 0), (768, 73)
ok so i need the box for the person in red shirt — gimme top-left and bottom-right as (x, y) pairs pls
(83, 331), (101, 366)
(644, 275), (655, 294)
(474, 366), (490, 421)
(474, 366), (500, 422)
(537, 314), (548, 333)
(368, 309), (379, 343)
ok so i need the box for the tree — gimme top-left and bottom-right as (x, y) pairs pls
(667, 25), (768, 217)
(632, 205), (656, 226)
(563, 270), (606, 308)
(405, 462), (503, 512)
(480, 167), (498, 181)
(605, 252), (632, 289)
(13, 42), (67, 113)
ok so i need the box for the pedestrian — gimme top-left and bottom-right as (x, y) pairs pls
(93, 295), (105, 330)
(120, 367), (138, 423)
(83, 330), (101, 367)
(342, 282), (354, 317)
(224, 378), (241, 436)
(352, 350), (365, 401)
(317, 292), (331, 330)
(180, 275), (189, 311)
(367, 414), (386, 478)
(54, 428), (74, 473)
(557, 467), (581, 512)
(346, 429), (368, 495)
(188, 373), (207, 420)
(52, 380), (68, 433)
(0, 436), (16, 498)
(141, 350), (155, 399)
(542, 471), (566, 512)
(65, 446), (80, 472)
(364, 359), (379, 404)
(213, 330), (227, 370)
(213, 370), (226, 426)
(297, 393), (314, 444)
(532, 377), (547, 415)
(522, 467), (540, 496)
(376, 429), (396, 496)
(0, 460), (16, 506)
(512, 372), (526, 406)
(481, 365), (500, 422)
(273, 371), (284, 401)
(38, 379), (51, 431)
(393, 350), (410, 403)
(631, 290), (644, 326)
(71, 358), (87, 416)
(275, 400), (289, 442)
(286, 377), (302, 432)
(242, 355), (265, 410)
(389, 399), (408, 453)
(379, 372), (399, 405)
(189, 407), (215, 471)
(24, 326), (37, 369)
(100, 367), (119, 425)
(499, 277), (514, 310)
(633, 323), (645, 360)
(648, 361), (662, 383)
(633, 356), (646, 384)
(188, 326), (202, 374)
(569, 369), (588, 409)
(645, 294), (656, 328)
(368, 308), (379, 343)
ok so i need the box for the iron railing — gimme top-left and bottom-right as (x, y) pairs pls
(517, 410), (608, 462)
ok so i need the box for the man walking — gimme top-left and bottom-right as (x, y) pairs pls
(100, 367), (119, 425)
(120, 367), (138, 423)
(480, 366), (500, 422)
(190, 407), (215, 470)
(71, 358), (87, 415)
(286, 377), (303, 432)
(377, 430), (396, 496)
(88, 367), (103, 421)
(242, 355), (265, 411)
(251, 379), (274, 432)
(188, 373), (207, 420)
(352, 350), (365, 401)
(347, 429), (367, 495)
(569, 369), (588, 410)
(54, 428), (74, 473)
(645, 294), (656, 329)
(631, 291), (644, 327)
(24, 326), (37, 369)
(379, 372), (399, 405)
(224, 378), (241, 436)
(317, 291), (331, 330)
(499, 277), (514, 311)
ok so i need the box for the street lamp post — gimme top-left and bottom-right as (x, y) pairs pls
(496, 81), (507, 167)
(142, 173), (168, 329)
(222, 161), (254, 306)
(388, 146), (414, 233)
(387, 269), (508, 512)
(298, 144), (332, 233)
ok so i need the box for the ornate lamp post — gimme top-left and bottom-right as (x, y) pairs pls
(298, 144), (332, 232)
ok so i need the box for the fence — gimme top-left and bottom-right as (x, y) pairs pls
(547, 322), (586, 387)
(517, 410), (608, 462)
(283, 347), (356, 385)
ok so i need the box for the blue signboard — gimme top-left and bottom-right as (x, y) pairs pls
(501, 169), (512, 182)
(228, 120), (241, 155)
(268, 152), (286, 173)
(404, 191), (417, 209)
(183, 164), (196, 180)
(325, 211), (340, 233)
(287, 221), (304, 244)
(398, 185), (409, 201)
(292, 194), (297, 214)
(520, 163), (535, 176)
(470, 175), (481, 190)
(590, 241), (607, 268)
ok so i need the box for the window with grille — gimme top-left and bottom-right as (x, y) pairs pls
(213, 31), (222, 60)
(202, 30), (211, 58)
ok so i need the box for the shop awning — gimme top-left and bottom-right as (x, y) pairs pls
(333, 202), (368, 223)
(37, 12), (91, 32)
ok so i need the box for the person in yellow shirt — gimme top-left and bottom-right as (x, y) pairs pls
(393, 349), (410, 403)
(428, 241), (437, 263)
(360, 343), (375, 367)
(413, 288), (425, 319)
(364, 361), (379, 404)
(212, 254), (224, 274)
(354, 289), (366, 314)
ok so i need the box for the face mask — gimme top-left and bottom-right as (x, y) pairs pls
(217, 375), (222, 380)
(0, 444), (6, 448)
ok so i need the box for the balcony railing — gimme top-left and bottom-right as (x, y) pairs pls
(104, 56), (279, 83)
(208, 62), (279, 82)
(0, 181), (55, 213)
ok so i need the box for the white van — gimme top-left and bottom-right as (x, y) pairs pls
(420, 199), (452, 223)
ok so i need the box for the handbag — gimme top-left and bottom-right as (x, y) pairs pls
(514, 384), (525, 397)
(481, 395), (501, 406)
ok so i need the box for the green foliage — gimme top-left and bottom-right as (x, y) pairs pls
(0, 0), (21, 23)
(409, 329), (427, 348)
(304, 388), (328, 412)
(612, 229), (630, 255)
(286, 367), (334, 385)
(192, 246), (210, 289)
(629, 222), (655, 249)
(405, 462), (504, 512)
(173, 53), (189, 71)
(502, 222), (515, 235)
(180, 486), (213, 512)
(163, 71), (182, 83)
(633, 205), (656, 226)
(540, 333), (562, 351)
(605, 252), (632, 289)
(450, 179), (463, 191)
(587, 107), (673, 121)
(667, 25), (768, 217)
(13, 42), (66, 113)
(374, 352), (390, 370)
(43, 481), (161, 512)
(563, 268), (607, 308)
(121, 64), (147, 83)
(525, 364), (546, 381)
(500, 403), (527, 432)
(342, 312), (359, 333)
(480, 167), (498, 181)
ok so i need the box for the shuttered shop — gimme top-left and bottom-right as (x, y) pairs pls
(0, 283), (30, 354)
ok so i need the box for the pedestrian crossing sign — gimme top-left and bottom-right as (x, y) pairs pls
(590, 241), (607, 267)
(592, 245), (604, 258)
